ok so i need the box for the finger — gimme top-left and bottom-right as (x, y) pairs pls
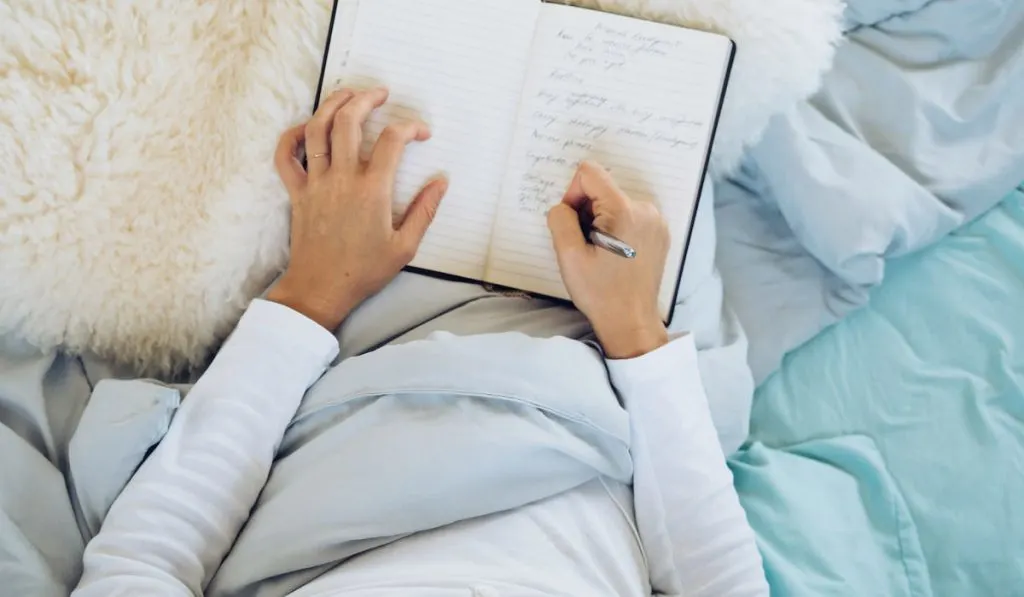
(332, 87), (390, 168)
(305, 90), (355, 177)
(368, 121), (431, 190)
(547, 203), (588, 258)
(274, 124), (307, 194)
(395, 177), (448, 260)
(563, 161), (632, 234)
(562, 160), (630, 218)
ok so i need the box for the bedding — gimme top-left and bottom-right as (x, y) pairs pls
(730, 187), (1024, 597)
(717, 0), (1024, 382)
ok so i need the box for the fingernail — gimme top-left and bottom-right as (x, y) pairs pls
(434, 176), (449, 195)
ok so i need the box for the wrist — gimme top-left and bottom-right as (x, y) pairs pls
(266, 274), (355, 331)
(595, 315), (668, 360)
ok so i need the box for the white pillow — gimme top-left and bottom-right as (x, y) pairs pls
(744, 0), (1024, 288)
(0, 0), (842, 373)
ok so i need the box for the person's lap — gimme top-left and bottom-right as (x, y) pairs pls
(334, 271), (594, 360)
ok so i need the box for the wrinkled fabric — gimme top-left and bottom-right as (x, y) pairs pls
(716, 0), (1024, 381)
(733, 191), (1024, 596)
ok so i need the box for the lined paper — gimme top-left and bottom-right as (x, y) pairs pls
(486, 4), (731, 316)
(332, 0), (541, 279)
(317, 0), (360, 97)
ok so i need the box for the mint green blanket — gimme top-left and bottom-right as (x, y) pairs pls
(730, 187), (1024, 597)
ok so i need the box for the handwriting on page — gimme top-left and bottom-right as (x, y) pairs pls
(510, 20), (714, 214)
(560, 23), (683, 70)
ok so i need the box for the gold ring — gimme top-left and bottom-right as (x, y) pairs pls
(309, 152), (330, 159)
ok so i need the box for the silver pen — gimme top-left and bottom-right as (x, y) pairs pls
(588, 228), (636, 259)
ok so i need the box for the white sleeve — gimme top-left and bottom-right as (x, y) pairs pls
(606, 335), (769, 597)
(73, 299), (339, 597)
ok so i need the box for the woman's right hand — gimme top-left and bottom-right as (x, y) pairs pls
(547, 161), (671, 359)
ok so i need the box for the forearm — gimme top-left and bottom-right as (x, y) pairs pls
(608, 336), (768, 597)
(74, 300), (338, 596)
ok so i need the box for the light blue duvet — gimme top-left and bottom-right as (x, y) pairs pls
(730, 188), (1024, 596)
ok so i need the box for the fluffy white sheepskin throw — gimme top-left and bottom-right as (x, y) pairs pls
(0, 0), (842, 374)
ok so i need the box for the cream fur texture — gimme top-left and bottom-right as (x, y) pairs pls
(0, 0), (842, 374)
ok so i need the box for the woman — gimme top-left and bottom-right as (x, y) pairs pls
(72, 88), (768, 596)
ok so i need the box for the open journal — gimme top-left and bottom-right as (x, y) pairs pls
(315, 0), (734, 321)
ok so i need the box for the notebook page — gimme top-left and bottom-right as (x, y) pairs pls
(325, 0), (541, 280)
(317, 0), (360, 93)
(486, 4), (731, 317)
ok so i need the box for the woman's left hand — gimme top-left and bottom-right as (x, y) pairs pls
(267, 87), (448, 330)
